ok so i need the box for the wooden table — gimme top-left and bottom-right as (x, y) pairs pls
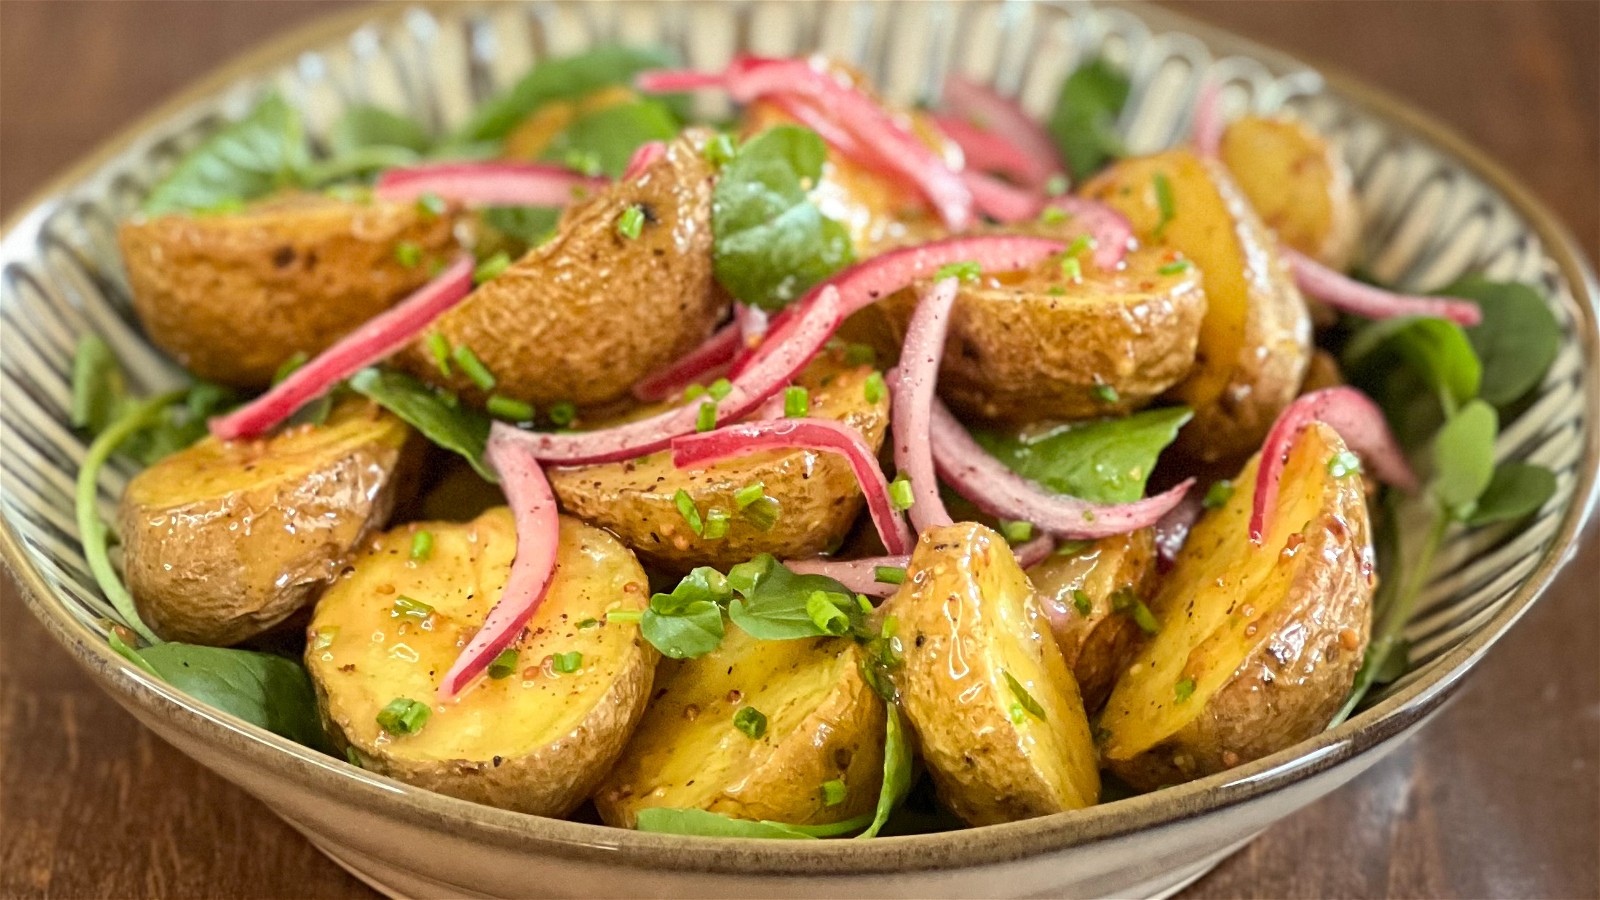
(1, 2), (1594, 897)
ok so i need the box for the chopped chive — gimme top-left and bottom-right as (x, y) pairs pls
(933, 260), (981, 282)
(741, 495), (781, 531)
(415, 193), (446, 218)
(674, 489), (704, 536)
(394, 241), (423, 268)
(856, 594), (873, 614)
(1003, 670), (1047, 721)
(702, 508), (731, 540)
(425, 332), (452, 377)
(1039, 205), (1068, 224)
(312, 626), (339, 651)
(874, 565), (906, 586)
(1061, 256), (1083, 283)
(617, 205), (645, 239)
(783, 386), (810, 418)
(1063, 234), (1095, 258)
(1047, 285), (1066, 296)
(473, 251), (511, 284)
(391, 596), (434, 620)
(1054, 539), (1093, 557)
(409, 530), (434, 562)
(1328, 450), (1363, 479)
(1092, 383), (1119, 404)
(1000, 520), (1034, 543)
(376, 697), (431, 735)
(863, 371), (887, 404)
(733, 706), (768, 740)
(1112, 589), (1160, 635)
(1158, 258), (1193, 275)
(345, 746), (363, 768)
(734, 482), (766, 509)
(1045, 174), (1069, 196)
(695, 399), (718, 432)
(1072, 589), (1093, 616)
(1175, 676), (1196, 703)
(486, 394), (534, 422)
(551, 651), (583, 674)
(272, 351), (309, 386)
(822, 779), (847, 807)
(844, 343), (877, 366)
(578, 618), (600, 629)
(704, 132), (737, 167)
(707, 378), (733, 401)
(452, 345), (496, 391)
(607, 609), (644, 624)
(488, 649), (520, 679)
(888, 477), (915, 512)
(547, 400), (577, 427)
(805, 590), (853, 635)
(1202, 479), (1234, 509)
(1009, 703), (1027, 725)
(1153, 172), (1175, 237)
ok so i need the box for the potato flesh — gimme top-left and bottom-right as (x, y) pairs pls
(1220, 116), (1359, 270)
(890, 523), (1100, 824)
(595, 628), (885, 828)
(308, 510), (650, 763)
(1099, 422), (1365, 763)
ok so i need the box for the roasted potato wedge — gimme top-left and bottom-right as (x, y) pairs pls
(1027, 528), (1159, 712)
(879, 242), (1205, 424)
(1219, 115), (1360, 270)
(594, 627), (886, 829)
(118, 399), (416, 646)
(1098, 422), (1373, 790)
(404, 131), (725, 410)
(118, 194), (457, 387)
(888, 523), (1100, 825)
(307, 509), (656, 816)
(547, 348), (890, 572)
(1082, 150), (1311, 462)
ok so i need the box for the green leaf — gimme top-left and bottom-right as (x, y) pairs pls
(1047, 58), (1130, 180)
(972, 407), (1192, 505)
(857, 704), (913, 839)
(455, 46), (682, 143)
(70, 334), (128, 434)
(634, 807), (871, 839)
(1464, 461), (1557, 527)
(712, 126), (855, 311)
(143, 94), (307, 215)
(481, 206), (562, 250)
(725, 554), (862, 640)
(1343, 315), (1481, 414)
(1430, 400), (1498, 520)
(640, 601), (725, 659)
(651, 567), (732, 615)
(1444, 276), (1561, 409)
(347, 368), (495, 481)
(329, 104), (433, 156)
(538, 100), (680, 179)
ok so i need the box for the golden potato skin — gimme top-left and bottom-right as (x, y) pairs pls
(406, 131), (724, 409)
(1098, 422), (1373, 790)
(1026, 528), (1159, 713)
(547, 349), (889, 572)
(595, 628), (886, 829)
(888, 523), (1100, 825)
(1220, 115), (1360, 271)
(118, 194), (457, 387)
(1082, 151), (1311, 463)
(118, 399), (415, 646)
(308, 510), (656, 817)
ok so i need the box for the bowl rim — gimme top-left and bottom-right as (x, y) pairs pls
(3, 0), (1596, 878)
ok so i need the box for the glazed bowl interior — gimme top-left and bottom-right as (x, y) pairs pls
(1, 0), (1596, 884)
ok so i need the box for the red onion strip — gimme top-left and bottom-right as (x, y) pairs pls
(933, 115), (1044, 189)
(1192, 80), (1223, 158)
(635, 70), (726, 93)
(964, 169), (1046, 224)
(1043, 196), (1133, 271)
(1011, 534), (1057, 569)
(892, 277), (960, 533)
(929, 398), (1196, 539)
(735, 303), (769, 347)
(1153, 486), (1205, 571)
(438, 424), (560, 699)
(784, 555), (910, 599)
(209, 255), (474, 440)
(374, 162), (606, 207)
(630, 322), (742, 402)
(941, 74), (1063, 188)
(671, 418), (915, 555)
(622, 140), (666, 180)
(1250, 386), (1418, 543)
(498, 287), (844, 465)
(1285, 249), (1483, 326)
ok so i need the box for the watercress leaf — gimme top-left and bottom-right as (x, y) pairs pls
(640, 601), (725, 659)
(348, 368), (495, 481)
(538, 99), (680, 178)
(1464, 461), (1557, 527)
(481, 206), (562, 250)
(726, 554), (861, 640)
(857, 704), (913, 839)
(129, 640), (329, 751)
(70, 334), (128, 435)
(1430, 400), (1498, 520)
(143, 94), (307, 215)
(455, 46), (683, 143)
(712, 125), (855, 311)
(1443, 276), (1561, 409)
(651, 567), (732, 615)
(972, 407), (1192, 504)
(329, 104), (433, 156)
(1048, 57), (1130, 180)
(1343, 315), (1481, 414)
(635, 807), (871, 839)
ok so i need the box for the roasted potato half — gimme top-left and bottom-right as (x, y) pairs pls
(1098, 421), (1373, 790)
(547, 349), (890, 572)
(1027, 528), (1159, 713)
(888, 522), (1100, 825)
(404, 130), (725, 410)
(118, 194), (457, 387)
(879, 242), (1205, 424)
(307, 509), (656, 816)
(1219, 115), (1360, 271)
(1082, 150), (1311, 463)
(118, 398), (416, 646)
(594, 627), (886, 829)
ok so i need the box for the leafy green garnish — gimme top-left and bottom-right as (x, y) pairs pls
(455, 46), (681, 143)
(973, 407), (1192, 504)
(347, 368), (495, 480)
(1002, 670), (1047, 721)
(1430, 400), (1498, 520)
(1444, 276), (1562, 408)
(329, 104), (432, 157)
(1048, 57), (1129, 180)
(857, 705), (913, 839)
(144, 94), (308, 215)
(538, 100), (680, 179)
(481, 206), (562, 249)
(726, 554), (863, 641)
(1464, 461), (1557, 527)
(711, 126), (855, 311)
(1343, 315), (1481, 417)
(639, 567), (729, 659)
(634, 807), (871, 839)
(70, 334), (125, 434)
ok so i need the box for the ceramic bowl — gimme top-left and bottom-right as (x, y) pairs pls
(2, 2), (1595, 897)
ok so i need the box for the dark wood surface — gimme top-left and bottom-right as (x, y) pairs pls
(1, 2), (1595, 898)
